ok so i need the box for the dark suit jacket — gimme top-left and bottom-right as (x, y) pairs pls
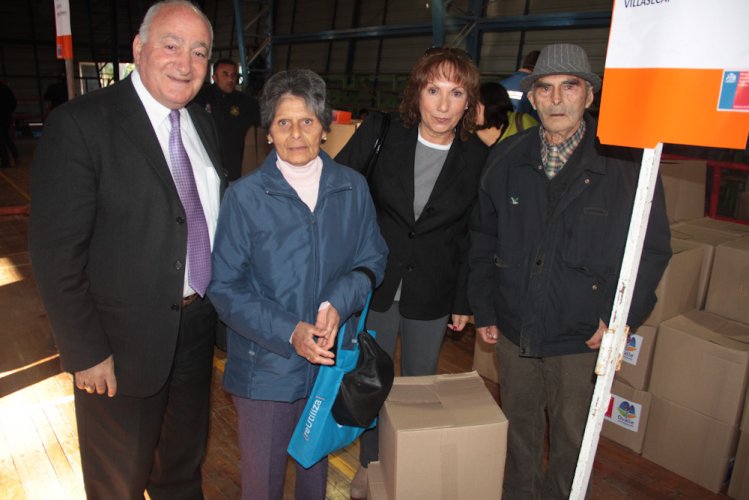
(29, 76), (227, 397)
(336, 112), (488, 319)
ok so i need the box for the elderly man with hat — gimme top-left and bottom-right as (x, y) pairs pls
(468, 43), (671, 498)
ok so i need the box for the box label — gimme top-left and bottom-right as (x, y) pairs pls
(622, 333), (644, 366)
(605, 394), (643, 432)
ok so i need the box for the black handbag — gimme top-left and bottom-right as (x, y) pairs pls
(332, 330), (395, 428)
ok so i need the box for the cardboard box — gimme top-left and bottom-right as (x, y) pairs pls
(670, 222), (745, 309)
(643, 238), (703, 326)
(650, 310), (749, 425)
(643, 395), (738, 493)
(473, 336), (499, 384)
(615, 325), (657, 391)
(685, 216), (749, 236)
(660, 159), (707, 223)
(602, 380), (652, 454)
(320, 122), (359, 158)
(729, 430), (749, 499)
(741, 383), (749, 432)
(380, 372), (507, 500)
(367, 461), (389, 500)
(705, 236), (749, 325)
(241, 127), (273, 177)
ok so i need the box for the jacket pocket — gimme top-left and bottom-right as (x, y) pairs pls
(561, 205), (614, 264)
(552, 260), (607, 341)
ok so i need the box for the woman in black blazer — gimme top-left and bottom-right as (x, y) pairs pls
(335, 47), (488, 497)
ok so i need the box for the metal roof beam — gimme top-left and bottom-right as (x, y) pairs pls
(270, 11), (611, 45)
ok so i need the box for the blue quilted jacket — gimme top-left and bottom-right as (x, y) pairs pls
(208, 150), (388, 401)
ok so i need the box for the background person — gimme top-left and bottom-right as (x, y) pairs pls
(43, 73), (69, 113)
(195, 58), (260, 181)
(468, 43), (672, 498)
(0, 80), (18, 167)
(500, 49), (540, 116)
(207, 68), (387, 500)
(475, 81), (537, 147)
(29, 1), (225, 497)
(335, 46), (489, 498)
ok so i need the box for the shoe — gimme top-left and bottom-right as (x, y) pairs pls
(350, 465), (368, 499)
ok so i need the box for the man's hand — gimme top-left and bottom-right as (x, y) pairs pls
(448, 314), (470, 332)
(74, 355), (117, 397)
(477, 325), (500, 345)
(585, 319), (608, 350)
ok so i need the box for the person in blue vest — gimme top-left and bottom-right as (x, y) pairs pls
(500, 49), (540, 117)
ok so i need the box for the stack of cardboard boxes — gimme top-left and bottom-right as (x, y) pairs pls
(366, 372), (508, 499)
(471, 158), (749, 493)
(599, 159), (749, 493)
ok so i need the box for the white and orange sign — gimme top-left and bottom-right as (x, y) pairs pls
(53, 0), (73, 60)
(598, 0), (749, 149)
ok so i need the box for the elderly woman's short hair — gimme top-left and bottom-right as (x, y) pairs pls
(399, 47), (481, 139)
(260, 69), (333, 132)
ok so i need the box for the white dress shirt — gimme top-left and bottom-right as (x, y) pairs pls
(131, 70), (221, 298)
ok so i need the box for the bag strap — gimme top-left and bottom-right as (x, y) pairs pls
(357, 291), (373, 333)
(336, 290), (374, 351)
(514, 111), (525, 133)
(362, 112), (391, 182)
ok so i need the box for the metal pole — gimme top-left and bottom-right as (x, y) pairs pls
(65, 59), (75, 100)
(232, 0), (247, 88)
(28, 1), (45, 116)
(569, 143), (664, 499)
(431, 0), (445, 47)
(110, 0), (119, 82)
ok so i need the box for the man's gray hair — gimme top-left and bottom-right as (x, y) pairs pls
(138, 0), (213, 55)
(260, 69), (333, 132)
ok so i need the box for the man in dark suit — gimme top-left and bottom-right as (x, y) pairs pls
(29, 1), (225, 498)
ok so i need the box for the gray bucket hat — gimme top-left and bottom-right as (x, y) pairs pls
(520, 43), (602, 93)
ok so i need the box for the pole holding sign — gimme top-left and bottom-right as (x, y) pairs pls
(570, 143), (662, 499)
(572, 1), (749, 497)
(54, 0), (73, 60)
(53, 0), (75, 102)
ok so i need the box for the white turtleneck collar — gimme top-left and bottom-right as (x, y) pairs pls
(275, 155), (323, 212)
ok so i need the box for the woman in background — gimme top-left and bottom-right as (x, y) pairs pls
(208, 69), (387, 500)
(475, 81), (537, 147)
(335, 47), (488, 498)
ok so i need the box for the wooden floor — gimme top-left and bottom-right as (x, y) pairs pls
(0, 137), (730, 499)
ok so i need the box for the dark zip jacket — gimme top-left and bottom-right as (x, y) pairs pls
(468, 115), (672, 357)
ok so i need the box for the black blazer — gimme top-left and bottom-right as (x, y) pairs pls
(29, 76), (227, 397)
(336, 112), (488, 319)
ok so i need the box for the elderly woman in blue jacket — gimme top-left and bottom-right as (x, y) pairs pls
(208, 69), (388, 500)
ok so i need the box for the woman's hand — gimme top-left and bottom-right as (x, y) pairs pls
(315, 303), (340, 350)
(448, 314), (470, 332)
(291, 304), (340, 365)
